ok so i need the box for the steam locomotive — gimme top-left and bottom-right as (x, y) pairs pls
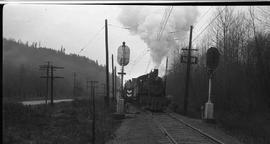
(124, 69), (168, 111)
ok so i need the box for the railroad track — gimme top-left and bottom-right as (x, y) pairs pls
(150, 112), (225, 144)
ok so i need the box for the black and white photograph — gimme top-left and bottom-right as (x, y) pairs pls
(2, 1), (270, 144)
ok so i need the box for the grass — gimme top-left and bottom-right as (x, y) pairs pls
(216, 112), (270, 144)
(167, 104), (270, 144)
(3, 99), (120, 144)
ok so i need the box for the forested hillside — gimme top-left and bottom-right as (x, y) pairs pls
(166, 7), (270, 144)
(3, 38), (114, 101)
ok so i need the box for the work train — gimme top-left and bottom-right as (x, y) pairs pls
(124, 69), (168, 111)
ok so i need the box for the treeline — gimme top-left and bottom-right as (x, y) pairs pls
(3, 38), (117, 101)
(167, 7), (270, 144)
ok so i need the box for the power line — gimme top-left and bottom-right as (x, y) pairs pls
(192, 7), (226, 43)
(193, 7), (213, 30)
(108, 23), (131, 30)
(127, 49), (148, 67)
(194, 6), (212, 27)
(157, 6), (174, 41)
(157, 7), (170, 40)
(126, 49), (149, 74)
(79, 25), (105, 53)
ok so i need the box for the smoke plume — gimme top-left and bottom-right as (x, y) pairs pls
(118, 6), (199, 68)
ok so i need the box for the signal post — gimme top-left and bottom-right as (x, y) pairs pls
(204, 47), (220, 122)
(116, 42), (130, 114)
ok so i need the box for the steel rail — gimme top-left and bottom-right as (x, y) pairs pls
(168, 113), (225, 144)
(140, 108), (178, 144)
(152, 116), (178, 144)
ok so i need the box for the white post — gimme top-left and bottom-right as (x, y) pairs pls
(204, 74), (214, 120)
(208, 77), (212, 103)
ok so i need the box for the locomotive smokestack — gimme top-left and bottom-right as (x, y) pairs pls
(153, 69), (158, 76)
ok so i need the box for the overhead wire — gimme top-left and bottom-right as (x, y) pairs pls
(108, 23), (131, 30)
(125, 6), (174, 77)
(160, 7), (173, 40)
(192, 7), (226, 43)
(152, 6), (173, 75)
(157, 6), (174, 41)
(79, 25), (105, 53)
(157, 7), (169, 40)
(126, 49), (149, 74)
(156, 7), (212, 76)
(193, 7), (213, 30)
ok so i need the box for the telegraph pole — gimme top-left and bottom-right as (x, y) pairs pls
(112, 54), (115, 102)
(50, 65), (64, 105)
(164, 57), (168, 96)
(86, 80), (92, 101)
(174, 49), (177, 74)
(86, 80), (98, 144)
(105, 19), (110, 107)
(101, 83), (106, 96)
(40, 63), (64, 106)
(73, 72), (77, 97)
(39, 61), (50, 104)
(50, 66), (54, 105)
(114, 66), (117, 102)
(182, 25), (196, 115)
(46, 62), (50, 104)
(90, 80), (98, 144)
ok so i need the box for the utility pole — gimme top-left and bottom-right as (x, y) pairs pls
(50, 66), (54, 105)
(40, 63), (64, 106)
(174, 49), (177, 74)
(183, 25), (193, 115)
(164, 57), (168, 96)
(114, 66), (117, 102)
(105, 19), (110, 107)
(73, 72), (77, 97)
(101, 83), (106, 96)
(39, 61), (50, 104)
(181, 25), (198, 115)
(112, 54), (115, 102)
(50, 65), (64, 105)
(46, 62), (50, 104)
(86, 80), (98, 144)
(90, 80), (98, 144)
(86, 80), (92, 101)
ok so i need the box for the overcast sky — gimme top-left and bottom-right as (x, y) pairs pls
(4, 4), (213, 81)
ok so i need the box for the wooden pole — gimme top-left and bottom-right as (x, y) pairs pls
(50, 66), (54, 105)
(40, 64), (64, 106)
(46, 61), (50, 104)
(92, 84), (95, 144)
(73, 72), (76, 97)
(112, 54), (115, 102)
(164, 57), (168, 96)
(90, 80), (98, 144)
(105, 19), (110, 106)
(114, 66), (117, 102)
(183, 25), (193, 115)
